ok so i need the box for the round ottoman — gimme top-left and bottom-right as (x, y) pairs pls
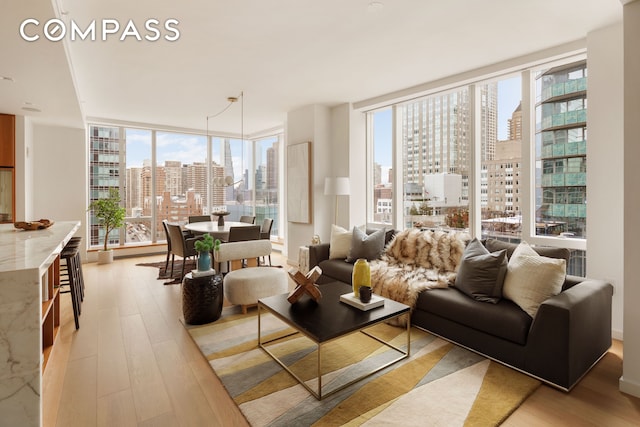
(182, 272), (223, 325)
(224, 267), (288, 314)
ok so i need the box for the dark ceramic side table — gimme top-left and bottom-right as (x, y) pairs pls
(182, 271), (223, 324)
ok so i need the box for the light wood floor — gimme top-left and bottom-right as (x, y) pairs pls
(43, 254), (640, 426)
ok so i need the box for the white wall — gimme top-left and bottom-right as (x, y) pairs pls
(14, 115), (34, 220)
(348, 105), (366, 228)
(329, 104), (351, 230)
(32, 124), (88, 260)
(286, 105), (332, 264)
(286, 103), (366, 264)
(330, 103), (368, 230)
(586, 23), (624, 338)
(621, 0), (640, 398)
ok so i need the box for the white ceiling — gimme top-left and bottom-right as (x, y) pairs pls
(0, 0), (622, 135)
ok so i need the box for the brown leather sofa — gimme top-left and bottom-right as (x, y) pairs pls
(308, 237), (613, 390)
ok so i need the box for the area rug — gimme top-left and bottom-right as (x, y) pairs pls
(185, 308), (540, 426)
(136, 259), (196, 285)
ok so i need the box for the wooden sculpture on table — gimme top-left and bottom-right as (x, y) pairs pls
(287, 266), (323, 303)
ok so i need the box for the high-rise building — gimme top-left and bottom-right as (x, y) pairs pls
(373, 162), (382, 186)
(508, 102), (522, 141)
(483, 140), (522, 214)
(211, 163), (226, 208)
(183, 162), (208, 208)
(224, 139), (235, 201)
(480, 83), (498, 162)
(536, 60), (587, 237)
(89, 125), (122, 248)
(266, 141), (278, 190)
(164, 160), (182, 196)
(482, 103), (523, 215)
(126, 166), (143, 213)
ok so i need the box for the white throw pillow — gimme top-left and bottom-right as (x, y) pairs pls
(502, 241), (566, 318)
(329, 224), (352, 259)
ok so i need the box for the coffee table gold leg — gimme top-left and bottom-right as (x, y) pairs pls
(318, 342), (322, 399)
(407, 316), (411, 355)
(258, 303), (262, 345)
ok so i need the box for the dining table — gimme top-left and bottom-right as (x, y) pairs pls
(183, 220), (255, 241)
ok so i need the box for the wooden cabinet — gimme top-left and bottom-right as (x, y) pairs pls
(0, 114), (15, 167)
(0, 114), (15, 223)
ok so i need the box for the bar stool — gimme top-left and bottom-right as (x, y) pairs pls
(61, 237), (85, 301)
(60, 242), (83, 329)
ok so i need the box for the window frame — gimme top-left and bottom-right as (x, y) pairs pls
(363, 55), (587, 254)
(88, 123), (284, 249)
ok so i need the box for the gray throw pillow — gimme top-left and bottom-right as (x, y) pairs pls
(455, 238), (508, 304)
(346, 227), (386, 263)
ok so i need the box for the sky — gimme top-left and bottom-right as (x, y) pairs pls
(124, 129), (277, 181)
(124, 77), (522, 184)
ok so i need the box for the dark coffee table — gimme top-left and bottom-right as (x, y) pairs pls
(258, 281), (410, 400)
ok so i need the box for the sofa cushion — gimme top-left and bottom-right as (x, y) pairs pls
(503, 241), (567, 318)
(319, 259), (354, 285)
(454, 238), (507, 304)
(329, 224), (352, 259)
(415, 287), (532, 345)
(346, 227), (386, 263)
(367, 228), (397, 247)
(485, 238), (570, 263)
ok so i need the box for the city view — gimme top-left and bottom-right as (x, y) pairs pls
(88, 60), (587, 274)
(369, 61), (587, 274)
(89, 128), (280, 246)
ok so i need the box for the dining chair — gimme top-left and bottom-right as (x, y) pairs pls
(260, 218), (274, 266)
(162, 220), (173, 272)
(239, 215), (256, 224)
(260, 218), (273, 240)
(224, 225), (261, 271)
(228, 225), (261, 242)
(166, 221), (202, 280)
(187, 215), (211, 237)
(188, 215), (211, 223)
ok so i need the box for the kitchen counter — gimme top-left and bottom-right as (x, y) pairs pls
(0, 221), (80, 427)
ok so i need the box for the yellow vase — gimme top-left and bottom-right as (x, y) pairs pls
(352, 258), (371, 297)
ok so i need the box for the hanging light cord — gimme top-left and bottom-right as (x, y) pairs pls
(205, 91), (243, 137)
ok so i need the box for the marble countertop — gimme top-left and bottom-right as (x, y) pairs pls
(0, 221), (80, 273)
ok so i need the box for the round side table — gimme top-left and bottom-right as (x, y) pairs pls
(182, 272), (223, 324)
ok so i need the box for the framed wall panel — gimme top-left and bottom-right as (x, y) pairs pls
(287, 141), (311, 223)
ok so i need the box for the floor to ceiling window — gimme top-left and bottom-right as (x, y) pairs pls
(254, 136), (281, 237)
(219, 138), (252, 222)
(400, 89), (471, 231)
(123, 128), (152, 244)
(89, 125), (283, 249)
(480, 75), (523, 243)
(365, 57), (587, 276)
(154, 131), (207, 240)
(368, 108), (393, 225)
(88, 126), (122, 249)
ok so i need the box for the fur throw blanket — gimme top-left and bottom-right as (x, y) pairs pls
(370, 229), (469, 326)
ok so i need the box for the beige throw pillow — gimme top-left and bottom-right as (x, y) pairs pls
(329, 224), (352, 259)
(502, 241), (566, 318)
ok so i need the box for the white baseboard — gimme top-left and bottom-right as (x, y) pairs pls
(612, 328), (623, 341)
(619, 376), (640, 398)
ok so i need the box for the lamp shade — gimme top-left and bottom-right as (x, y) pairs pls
(324, 177), (350, 195)
(334, 177), (350, 195)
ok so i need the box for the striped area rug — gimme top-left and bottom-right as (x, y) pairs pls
(186, 307), (540, 426)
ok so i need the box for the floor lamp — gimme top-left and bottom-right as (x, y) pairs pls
(324, 177), (350, 225)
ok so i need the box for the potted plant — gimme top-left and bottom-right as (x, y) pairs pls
(88, 188), (126, 264)
(194, 233), (215, 271)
